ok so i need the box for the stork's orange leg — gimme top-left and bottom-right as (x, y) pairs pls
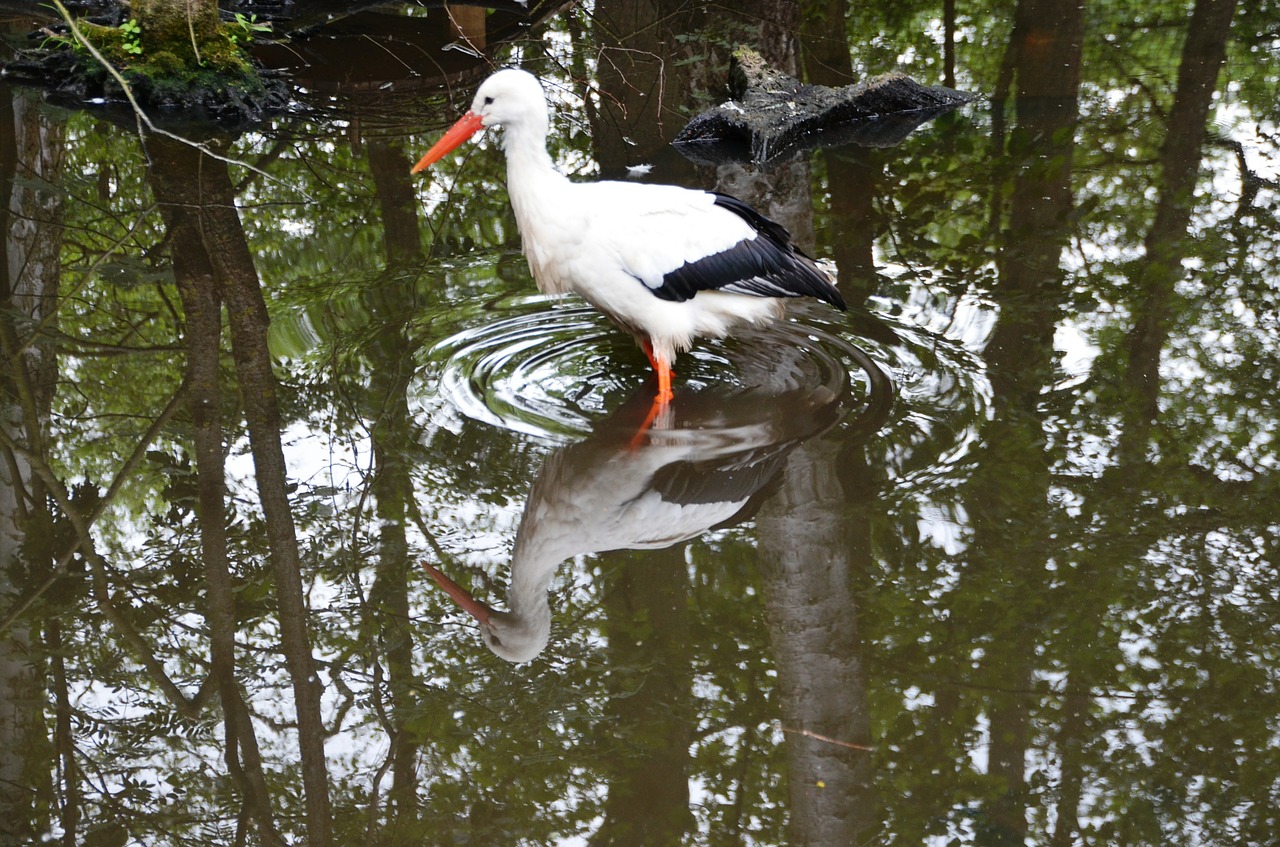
(640, 338), (658, 371)
(639, 340), (675, 399)
(655, 358), (673, 402)
(640, 339), (674, 392)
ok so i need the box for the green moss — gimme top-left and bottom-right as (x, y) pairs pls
(65, 16), (261, 91)
(145, 50), (185, 77)
(75, 21), (137, 66)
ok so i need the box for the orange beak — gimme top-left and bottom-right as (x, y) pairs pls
(411, 111), (485, 173)
(423, 562), (494, 626)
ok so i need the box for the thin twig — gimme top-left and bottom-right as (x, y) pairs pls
(778, 724), (874, 752)
(14, 209), (154, 357)
(185, 0), (202, 67)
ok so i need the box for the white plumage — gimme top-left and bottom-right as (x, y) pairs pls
(413, 68), (845, 402)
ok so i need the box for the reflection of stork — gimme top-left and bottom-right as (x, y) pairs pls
(426, 348), (892, 663)
(412, 69), (845, 413)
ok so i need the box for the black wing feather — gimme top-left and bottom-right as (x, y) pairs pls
(646, 193), (846, 310)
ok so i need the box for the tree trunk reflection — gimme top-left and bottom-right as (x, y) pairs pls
(758, 440), (876, 847)
(592, 546), (695, 846)
(0, 76), (65, 844)
(971, 0), (1083, 842)
(362, 137), (427, 831)
(147, 136), (332, 845)
(1121, 0), (1238, 452)
(147, 135), (288, 846)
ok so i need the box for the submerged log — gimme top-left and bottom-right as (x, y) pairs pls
(672, 47), (976, 164)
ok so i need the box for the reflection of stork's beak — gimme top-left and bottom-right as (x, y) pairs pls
(423, 563), (494, 626)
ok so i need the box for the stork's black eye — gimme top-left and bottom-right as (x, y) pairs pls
(483, 96), (494, 105)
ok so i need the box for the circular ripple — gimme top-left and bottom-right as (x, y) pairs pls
(422, 296), (910, 442)
(426, 298), (637, 439)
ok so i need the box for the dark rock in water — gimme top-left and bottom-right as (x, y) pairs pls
(673, 47), (977, 165)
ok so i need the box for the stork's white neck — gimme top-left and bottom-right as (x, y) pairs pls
(501, 118), (568, 226)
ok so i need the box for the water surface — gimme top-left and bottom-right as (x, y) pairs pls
(1, 1), (1277, 844)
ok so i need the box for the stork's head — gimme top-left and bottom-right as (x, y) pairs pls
(424, 563), (551, 664)
(411, 69), (549, 173)
(470, 68), (548, 130)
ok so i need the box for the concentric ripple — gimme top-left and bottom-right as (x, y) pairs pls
(426, 297), (640, 439)
(422, 295), (942, 445)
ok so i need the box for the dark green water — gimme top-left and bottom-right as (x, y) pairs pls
(1, 0), (1277, 844)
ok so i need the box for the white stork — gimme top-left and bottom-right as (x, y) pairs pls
(412, 68), (845, 406)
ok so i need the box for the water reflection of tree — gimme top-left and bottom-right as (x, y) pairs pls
(874, 0), (1273, 844)
(581, 10), (703, 843)
(968, 1), (1084, 842)
(356, 135), (427, 835)
(2, 0), (1278, 843)
(581, 7), (882, 844)
(591, 545), (696, 846)
(1, 77), (65, 843)
(1122, 0), (1239, 448)
(148, 135), (332, 845)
